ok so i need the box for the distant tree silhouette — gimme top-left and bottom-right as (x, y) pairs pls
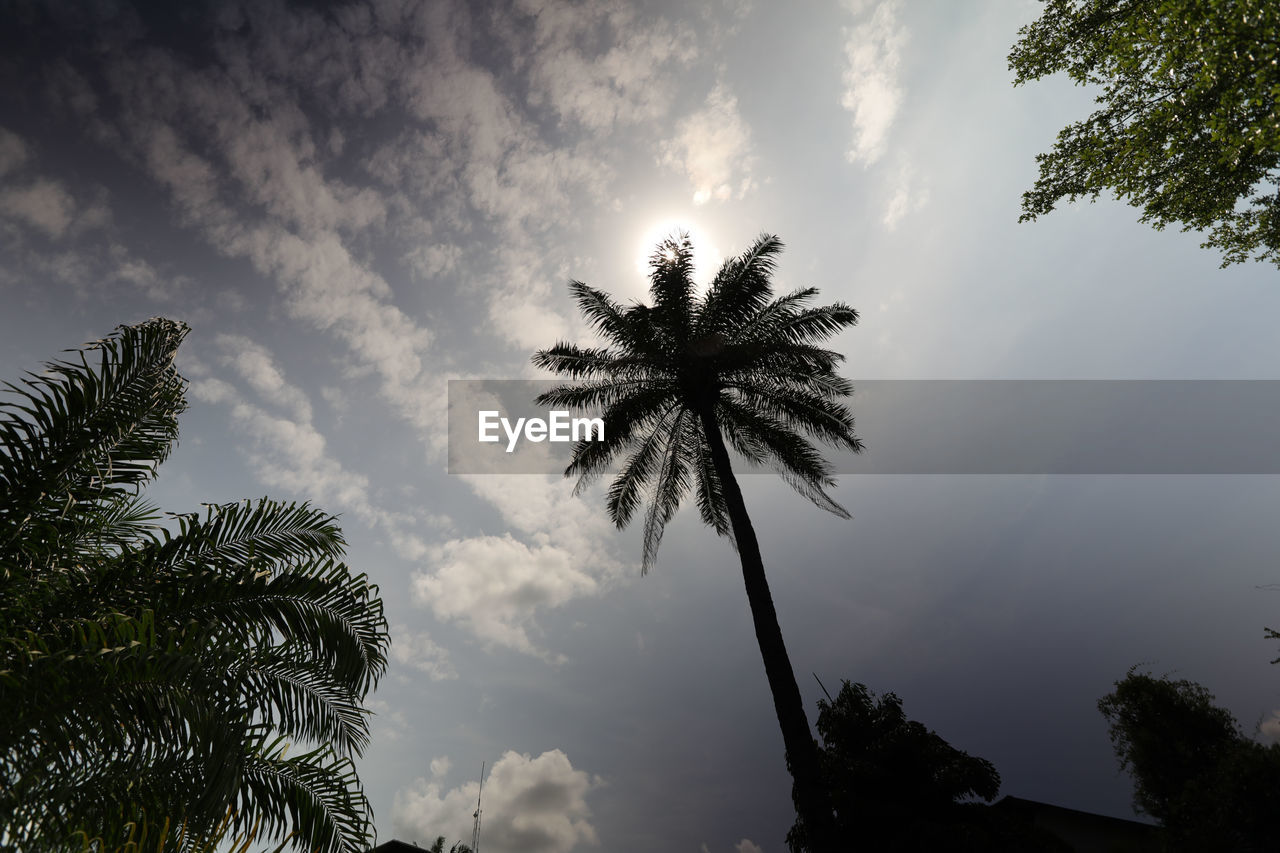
(786, 680), (1068, 852)
(426, 837), (472, 853)
(534, 233), (862, 852)
(1099, 666), (1280, 851)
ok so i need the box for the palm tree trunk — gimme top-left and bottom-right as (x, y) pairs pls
(696, 402), (839, 853)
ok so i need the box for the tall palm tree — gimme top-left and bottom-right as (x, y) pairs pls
(0, 319), (390, 853)
(532, 233), (861, 852)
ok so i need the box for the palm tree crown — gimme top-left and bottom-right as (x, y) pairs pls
(0, 319), (389, 853)
(533, 232), (862, 570)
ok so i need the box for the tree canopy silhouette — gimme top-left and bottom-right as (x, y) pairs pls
(786, 680), (1069, 852)
(0, 319), (389, 853)
(1098, 666), (1280, 851)
(533, 232), (861, 852)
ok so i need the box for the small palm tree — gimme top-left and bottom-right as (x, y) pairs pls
(0, 319), (390, 853)
(533, 233), (861, 852)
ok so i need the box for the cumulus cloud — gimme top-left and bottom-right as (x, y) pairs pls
(391, 626), (458, 681)
(410, 468), (625, 660)
(0, 179), (77, 237)
(394, 749), (599, 853)
(736, 840), (764, 853)
(660, 82), (757, 205)
(413, 534), (600, 662)
(840, 0), (907, 165)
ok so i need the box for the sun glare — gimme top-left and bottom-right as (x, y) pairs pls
(635, 218), (723, 289)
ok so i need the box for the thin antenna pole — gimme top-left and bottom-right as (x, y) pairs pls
(470, 761), (485, 853)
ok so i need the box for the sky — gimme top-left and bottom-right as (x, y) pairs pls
(3, 0), (1280, 851)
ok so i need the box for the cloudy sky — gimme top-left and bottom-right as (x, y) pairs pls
(3, 1), (1280, 850)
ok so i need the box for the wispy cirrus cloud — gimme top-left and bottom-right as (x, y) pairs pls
(390, 626), (457, 682)
(660, 82), (757, 205)
(881, 159), (929, 229)
(22, 0), (706, 666)
(189, 336), (445, 562)
(0, 127), (109, 239)
(840, 0), (907, 166)
(513, 0), (698, 131)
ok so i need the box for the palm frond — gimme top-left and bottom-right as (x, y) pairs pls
(640, 409), (694, 574)
(233, 648), (373, 755)
(535, 376), (664, 410)
(648, 233), (695, 344)
(170, 558), (389, 696)
(723, 381), (862, 452)
(530, 343), (645, 381)
(561, 384), (678, 487)
(716, 397), (850, 519)
(234, 736), (374, 853)
(151, 499), (346, 572)
(691, 429), (732, 542)
(604, 403), (684, 528)
(696, 233), (784, 336)
(0, 318), (188, 571)
(566, 280), (637, 347)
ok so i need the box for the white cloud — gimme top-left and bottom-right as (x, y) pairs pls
(410, 471), (627, 659)
(881, 160), (929, 229)
(0, 126), (27, 177)
(1262, 709), (1280, 741)
(736, 840), (764, 853)
(67, 0), (666, 668)
(366, 697), (410, 742)
(0, 179), (77, 237)
(216, 333), (313, 423)
(404, 242), (463, 281)
(515, 0), (698, 130)
(840, 0), (907, 165)
(190, 339), (444, 561)
(391, 626), (458, 681)
(394, 749), (599, 853)
(413, 533), (600, 662)
(101, 48), (446, 447)
(430, 756), (453, 778)
(660, 82), (757, 205)
(109, 243), (178, 301)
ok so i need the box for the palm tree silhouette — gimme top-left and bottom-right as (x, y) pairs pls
(533, 232), (861, 852)
(0, 319), (389, 853)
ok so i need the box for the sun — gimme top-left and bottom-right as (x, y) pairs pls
(635, 217), (723, 288)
